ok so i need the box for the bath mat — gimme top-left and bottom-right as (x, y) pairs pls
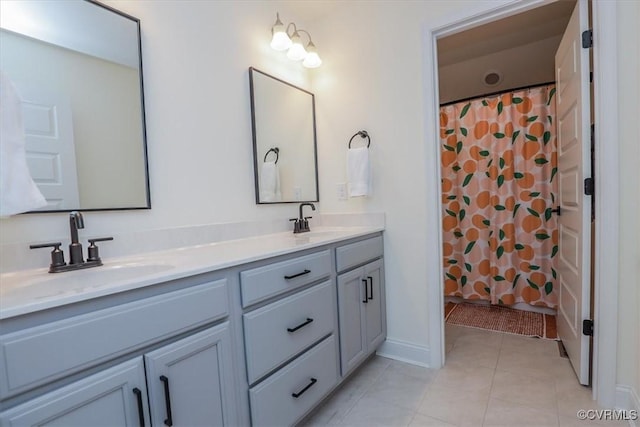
(445, 302), (558, 340)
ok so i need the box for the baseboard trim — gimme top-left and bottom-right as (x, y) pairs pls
(376, 338), (431, 367)
(615, 384), (640, 427)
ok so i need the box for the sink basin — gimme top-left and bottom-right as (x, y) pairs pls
(0, 262), (175, 303)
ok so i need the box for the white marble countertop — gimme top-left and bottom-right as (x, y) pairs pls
(0, 226), (383, 320)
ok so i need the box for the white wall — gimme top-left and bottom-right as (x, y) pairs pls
(615, 0), (640, 406)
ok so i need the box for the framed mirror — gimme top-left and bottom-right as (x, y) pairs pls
(249, 67), (319, 204)
(0, 0), (150, 212)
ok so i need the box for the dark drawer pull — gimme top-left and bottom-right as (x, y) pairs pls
(287, 317), (314, 333)
(367, 276), (374, 300)
(291, 377), (317, 398)
(133, 387), (145, 427)
(284, 269), (311, 280)
(362, 279), (368, 303)
(159, 375), (174, 426)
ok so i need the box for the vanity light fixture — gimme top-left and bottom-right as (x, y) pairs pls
(270, 12), (322, 68)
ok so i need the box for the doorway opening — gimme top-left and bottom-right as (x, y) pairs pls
(437, 0), (591, 384)
(425, 0), (621, 406)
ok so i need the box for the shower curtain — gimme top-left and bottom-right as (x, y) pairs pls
(440, 84), (558, 309)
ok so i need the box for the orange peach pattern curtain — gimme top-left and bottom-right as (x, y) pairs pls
(440, 85), (558, 309)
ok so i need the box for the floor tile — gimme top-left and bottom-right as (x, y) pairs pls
(554, 381), (601, 418)
(483, 397), (559, 426)
(340, 395), (415, 427)
(452, 327), (505, 348)
(500, 334), (560, 358)
(363, 369), (431, 412)
(408, 413), (457, 427)
(417, 383), (489, 426)
(446, 339), (501, 370)
(431, 360), (495, 393)
(495, 347), (568, 380)
(304, 325), (597, 427)
(384, 359), (437, 382)
(490, 370), (558, 409)
(558, 413), (631, 426)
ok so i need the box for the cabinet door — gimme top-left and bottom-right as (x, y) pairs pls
(364, 259), (386, 351)
(144, 323), (237, 427)
(337, 268), (367, 376)
(0, 358), (149, 426)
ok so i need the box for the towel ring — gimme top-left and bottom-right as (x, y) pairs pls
(264, 147), (279, 164)
(348, 130), (370, 148)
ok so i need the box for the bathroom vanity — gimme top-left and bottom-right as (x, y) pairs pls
(0, 228), (385, 426)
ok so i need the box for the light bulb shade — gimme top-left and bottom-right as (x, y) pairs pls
(302, 42), (322, 68)
(303, 51), (322, 68)
(271, 25), (292, 51)
(286, 33), (307, 61)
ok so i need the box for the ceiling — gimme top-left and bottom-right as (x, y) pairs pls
(438, 0), (576, 67)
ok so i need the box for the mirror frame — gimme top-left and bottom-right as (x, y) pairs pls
(249, 67), (319, 204)
(14, 0), (151, 213)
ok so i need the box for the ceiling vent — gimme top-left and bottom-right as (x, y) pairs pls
(483, 70), (502, 86)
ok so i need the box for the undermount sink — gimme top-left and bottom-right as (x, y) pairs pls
(0, 262), (175, 303)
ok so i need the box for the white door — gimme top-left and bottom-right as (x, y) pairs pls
(17, 83), (80, 210)
(554, 0), (592, 385)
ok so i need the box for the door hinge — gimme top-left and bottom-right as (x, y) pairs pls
(582, 319), (594, 336)
(582, 30), (593, 48)
(584, 178), (594, 196)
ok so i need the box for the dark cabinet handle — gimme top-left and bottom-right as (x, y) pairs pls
(291, 378), (317, 398)
(287, 317), (314, 333)
(284, 269), (311, 280)
(367, 276), (374, 300)
(133, 388), (145, 427)
(552, 206), (561, 216)
(159, 375), (174, 427)
(362, 279), (368, 303)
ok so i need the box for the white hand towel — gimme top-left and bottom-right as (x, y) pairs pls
(347, 146), (371, 197)
(260, 160), (281, 202)
(0, 72), (47, 216)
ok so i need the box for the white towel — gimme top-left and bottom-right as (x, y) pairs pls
(260, 160), (281, 202)
(0, 72), (47, 216)
(347, 146), (371, 197)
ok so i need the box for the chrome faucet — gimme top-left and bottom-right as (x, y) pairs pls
(290, 203), (316, 233)
(29, 211), (113, 273)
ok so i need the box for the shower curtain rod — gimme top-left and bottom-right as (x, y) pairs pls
(439, 80), (556, 108)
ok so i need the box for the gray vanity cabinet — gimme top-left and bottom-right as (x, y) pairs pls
(144, 323), (237, 426)
(0, 358), (151, 426)
(240, 249), (339, 426)
(336, 237), (386, 377)
(0, 278), (239, 427)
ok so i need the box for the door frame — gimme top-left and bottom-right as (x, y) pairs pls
(423, 0), (619, 407)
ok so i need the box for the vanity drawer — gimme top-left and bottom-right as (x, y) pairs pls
(243, 280), (334, 384)
(240, 250), (331, 307)
(0, 280), (228, 400)
(249, 335), (338, 427)
(336, 235), (383, 273)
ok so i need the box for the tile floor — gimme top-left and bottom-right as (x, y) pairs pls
(301, 325), (628, 426)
